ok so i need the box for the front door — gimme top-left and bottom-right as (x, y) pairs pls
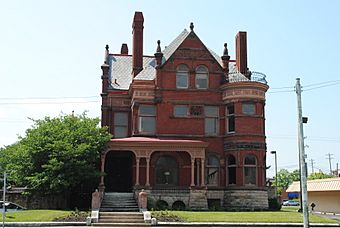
(104, 152), (133, 192)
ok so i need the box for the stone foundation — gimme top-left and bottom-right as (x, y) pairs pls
(135, 188), (268, 210)
(223, 189), (268, 210)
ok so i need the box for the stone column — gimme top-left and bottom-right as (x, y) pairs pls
(190, 158), (195, 187)
(100, 153), (106, 186)
(196, 159), (200, 186)
(201, 158), (205, 186)
(146, 158), (150, 186)
(135, 157), (140, 186)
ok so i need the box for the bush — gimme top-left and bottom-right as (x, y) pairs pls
(268, 198), (282, 211)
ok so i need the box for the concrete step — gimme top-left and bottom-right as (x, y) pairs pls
(93, 222), (150, 227)
(100, 215), (143, 219)
(100, 208), (139, 212)
(99, 219), (144, 223)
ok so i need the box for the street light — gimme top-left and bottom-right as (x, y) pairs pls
(270, 151), (278, 198)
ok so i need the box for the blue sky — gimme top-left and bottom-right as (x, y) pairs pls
(1, 0), (339, 177)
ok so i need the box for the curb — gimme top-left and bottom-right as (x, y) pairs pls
(1, 222), (86, 227)
(157, 222), (340, 227)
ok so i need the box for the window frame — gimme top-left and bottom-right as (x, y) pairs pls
(243, 155), (257, 186)
(206, 155), (220, 186)
(204, 106), (219, 135)
(195, 65), (209, 89)
(226, 155), (237, 185)
(176, 64), (189, 89)
(114, 112), (128, 138)
(138, 105), (156, 134)
(226, 104), (235, 133)
(174, 105), (188, 117)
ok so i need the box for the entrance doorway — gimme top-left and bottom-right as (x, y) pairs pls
(104, 151), (133, 192)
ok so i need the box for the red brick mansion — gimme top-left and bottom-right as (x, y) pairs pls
(97, 12), (269, 210)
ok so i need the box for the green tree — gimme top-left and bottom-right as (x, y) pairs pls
(308, 172), (333, 180)
(273, 169), (300, 188)
(0, 113), (111, 195)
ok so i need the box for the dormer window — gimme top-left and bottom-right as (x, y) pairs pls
(176, 64), (189, 89)
(195, 65), (208, 89)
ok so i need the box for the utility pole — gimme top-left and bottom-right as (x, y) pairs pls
(295, 78), (309, 228)
(326, 153), (334, 175)
(310, 159), (315, 174)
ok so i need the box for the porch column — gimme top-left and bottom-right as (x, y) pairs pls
(135, 157), (140, 186)
(146, 158), (150, 186)
(201, 158), (205, 186)
(190, 158), (195, 187)
(100, 153), (105, 186)
(196, 159), (200, 186)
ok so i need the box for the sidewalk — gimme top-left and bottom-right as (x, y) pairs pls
(1, 221), (339, 227)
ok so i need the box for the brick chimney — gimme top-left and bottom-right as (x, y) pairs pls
(235, 31), (247, 75)
(132, 11), (144, 77)
(121, 43), (128, 55)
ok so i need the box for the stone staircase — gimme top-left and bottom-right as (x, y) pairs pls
(100, 192), (139, 212)
(93, 211), (149, 227)
(93, 192), (150, 226)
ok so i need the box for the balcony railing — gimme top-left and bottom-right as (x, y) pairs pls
(228, 71), (267, 84)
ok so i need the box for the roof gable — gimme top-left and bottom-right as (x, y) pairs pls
(161, 29), (224, 69)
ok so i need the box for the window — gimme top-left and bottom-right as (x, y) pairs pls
(155, 156), (178, 185)
(244, 155), (257, 185)
(195, 65), (208, 89)
(242, 103), (255, 115)
(226, 105), (235, 133)
(227, 155), (236, 185)
(176, 64), (189, 89)
(139, 105), (156, 134)
(114, 112), (128, 138)
(174, 105), (188, 117)
(205, 106), (219, 135)
(206, 155), (219, 186)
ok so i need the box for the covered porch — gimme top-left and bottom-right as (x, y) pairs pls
(98, 137), (209, 192)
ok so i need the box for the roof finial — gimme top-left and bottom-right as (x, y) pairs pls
(223, 43), (229, 56)
(190, 22), (194, 31)
(105, 44), (109, 51)
(156, 40), (162, 53)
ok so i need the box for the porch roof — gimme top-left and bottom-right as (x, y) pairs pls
(110, 137), (208, 146)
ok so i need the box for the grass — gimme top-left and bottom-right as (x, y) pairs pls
(153, 209), (339, 224)
(0, 210), (72, 222)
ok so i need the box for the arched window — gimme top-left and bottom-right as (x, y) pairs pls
(206, 155), (219, 186)
(227, 155), (236, 185)
(155, 155), (178, 185)
(244, 155), (257, 185)
(176, 64), (189, 89)
(195, 65), (208, 89)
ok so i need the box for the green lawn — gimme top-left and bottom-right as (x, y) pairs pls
(0, 210), (72, 222)
(155, 210), (339, 224)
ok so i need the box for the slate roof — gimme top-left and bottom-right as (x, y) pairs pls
(109, 29), (248, 90)
(286, 178), (340, 192)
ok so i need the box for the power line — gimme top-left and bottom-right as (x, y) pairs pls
(303, 82), (340, 91)
(303, 80), (340, 88)
(0, 100), (100, 105)
(0, 96), (99, 100)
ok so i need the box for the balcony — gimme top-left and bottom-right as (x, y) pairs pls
(228, 71), (267, 84)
